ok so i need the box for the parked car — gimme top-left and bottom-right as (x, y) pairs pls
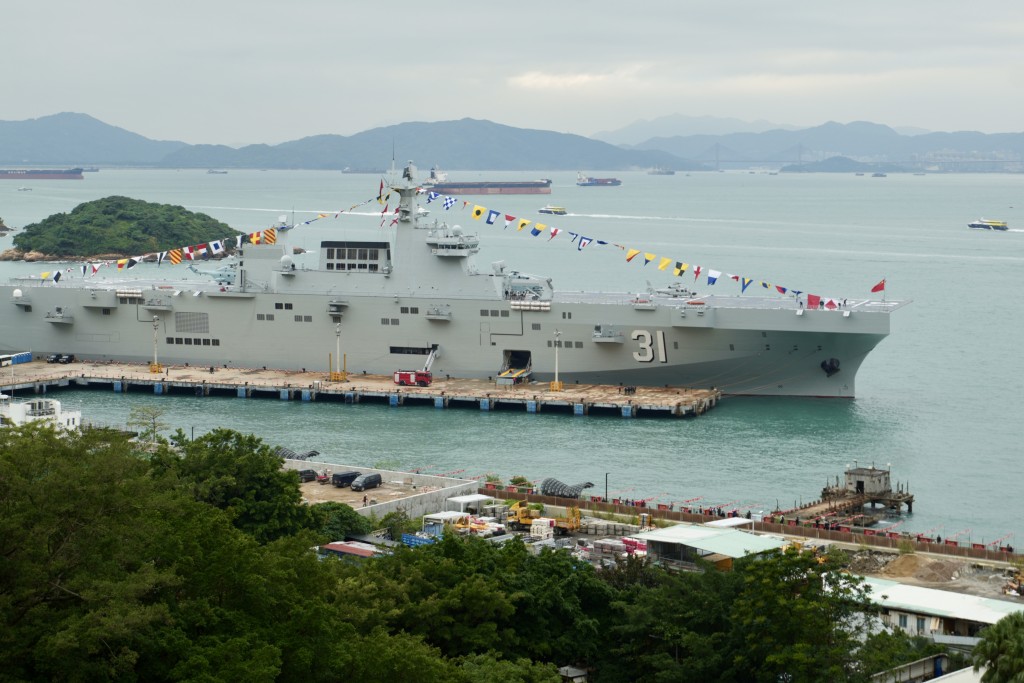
(58, 354), (76, 364)
(45, 354), (60, 363)
(331, 471), (361, 488)
(296, 469), (317, 483)
(351, 473), (382, 492)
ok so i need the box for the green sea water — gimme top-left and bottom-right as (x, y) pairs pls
(3, 168), (1022, 545)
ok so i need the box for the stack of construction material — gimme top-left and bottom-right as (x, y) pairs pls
(530, 518), (555, 540)
(592, 538), (628, 564)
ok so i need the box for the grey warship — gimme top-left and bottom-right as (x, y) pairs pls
(0, 162), (906, 397)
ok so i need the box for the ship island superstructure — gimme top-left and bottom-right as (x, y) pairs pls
(0, 162), (906, 397)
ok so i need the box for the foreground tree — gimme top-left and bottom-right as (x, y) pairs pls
(162, 428), (313, 543)
(727, 547), (878, 683)
(973, 612), (1024, 683)
(0, 424), (460, 681)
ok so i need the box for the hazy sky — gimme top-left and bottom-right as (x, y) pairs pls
(6, 1), (1023, 145)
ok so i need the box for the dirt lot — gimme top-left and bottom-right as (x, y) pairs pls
(848, 549), (1021, 600)
(295, 475), (420, 509)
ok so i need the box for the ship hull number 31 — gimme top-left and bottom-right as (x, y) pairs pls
(631, 330), (668, 363)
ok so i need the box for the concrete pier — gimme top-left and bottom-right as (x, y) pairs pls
(1, 361), (722, 420)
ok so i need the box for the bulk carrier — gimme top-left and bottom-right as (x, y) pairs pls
(421, 166), (552, 195)
(0, 168), (84, 180)
(0, 162), (905, 397)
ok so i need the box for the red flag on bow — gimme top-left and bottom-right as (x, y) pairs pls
(871, 279), (886, 293)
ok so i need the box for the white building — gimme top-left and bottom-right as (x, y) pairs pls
(0, 394), (81, 430)
(863, 576), (1024, 639)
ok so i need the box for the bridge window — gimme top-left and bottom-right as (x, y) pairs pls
(532, 323), (541, 330)
(480, 310), (490, 316)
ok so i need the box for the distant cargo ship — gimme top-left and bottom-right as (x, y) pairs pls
(577, 172), (622, 187)
(0, 168), (84, 180)
(422, 166), (552, 195)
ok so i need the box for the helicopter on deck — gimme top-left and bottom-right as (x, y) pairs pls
(187, 259), (237, 285)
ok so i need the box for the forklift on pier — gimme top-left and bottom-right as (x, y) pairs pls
(394, 345), (439, 387)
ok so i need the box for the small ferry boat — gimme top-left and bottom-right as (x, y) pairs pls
(968, 219), (1009, 231)
(538, 205), (567, 215)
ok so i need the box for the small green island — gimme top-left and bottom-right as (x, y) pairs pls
(1, 196), (240, 261)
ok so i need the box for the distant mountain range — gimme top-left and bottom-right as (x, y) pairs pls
(1, 113), (1022, 172)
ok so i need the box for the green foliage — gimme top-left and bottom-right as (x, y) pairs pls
(457, 652), (561, 682)
(973, 611), (1024, 682)
(12, 195), (239, 257)
(0, 423), (461, 681)
(898, 539), (916, 555)
(165, 428), (314, 543)
(310, 501), (373, 540)
(508, 475), (531, 487)
(726, 547), (878, 682)
(0, 425), (957, 681)
(600, 559), (739, 682)
(376, 508), (419, 541)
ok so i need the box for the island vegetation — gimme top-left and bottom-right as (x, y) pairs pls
(2, 423), (1009, 681)
(6, 196), (239, 260)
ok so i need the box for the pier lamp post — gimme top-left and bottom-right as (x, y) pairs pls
(551, 329), (563, 391)
(151, 316), (160, 372)
(605, 472), (610, 502)
(335, 323), (341, 377)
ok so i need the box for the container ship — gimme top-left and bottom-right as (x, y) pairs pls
(0, 162), (906, 398)
(577, 172), (622, 186)
(0, 168), (84, 180)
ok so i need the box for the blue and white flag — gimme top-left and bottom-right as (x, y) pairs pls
(443, 196), (457, 210)
(486, 209), (501, 225)
(707, 269), (721, 285)
(427, 192), (440, 204)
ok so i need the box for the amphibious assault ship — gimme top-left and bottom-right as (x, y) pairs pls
(0, 162), (905, 397)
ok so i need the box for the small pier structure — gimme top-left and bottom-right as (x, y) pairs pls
(771, 463), (914, 530)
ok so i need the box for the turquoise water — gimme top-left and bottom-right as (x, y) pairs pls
(3, 168), (1022, 545)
